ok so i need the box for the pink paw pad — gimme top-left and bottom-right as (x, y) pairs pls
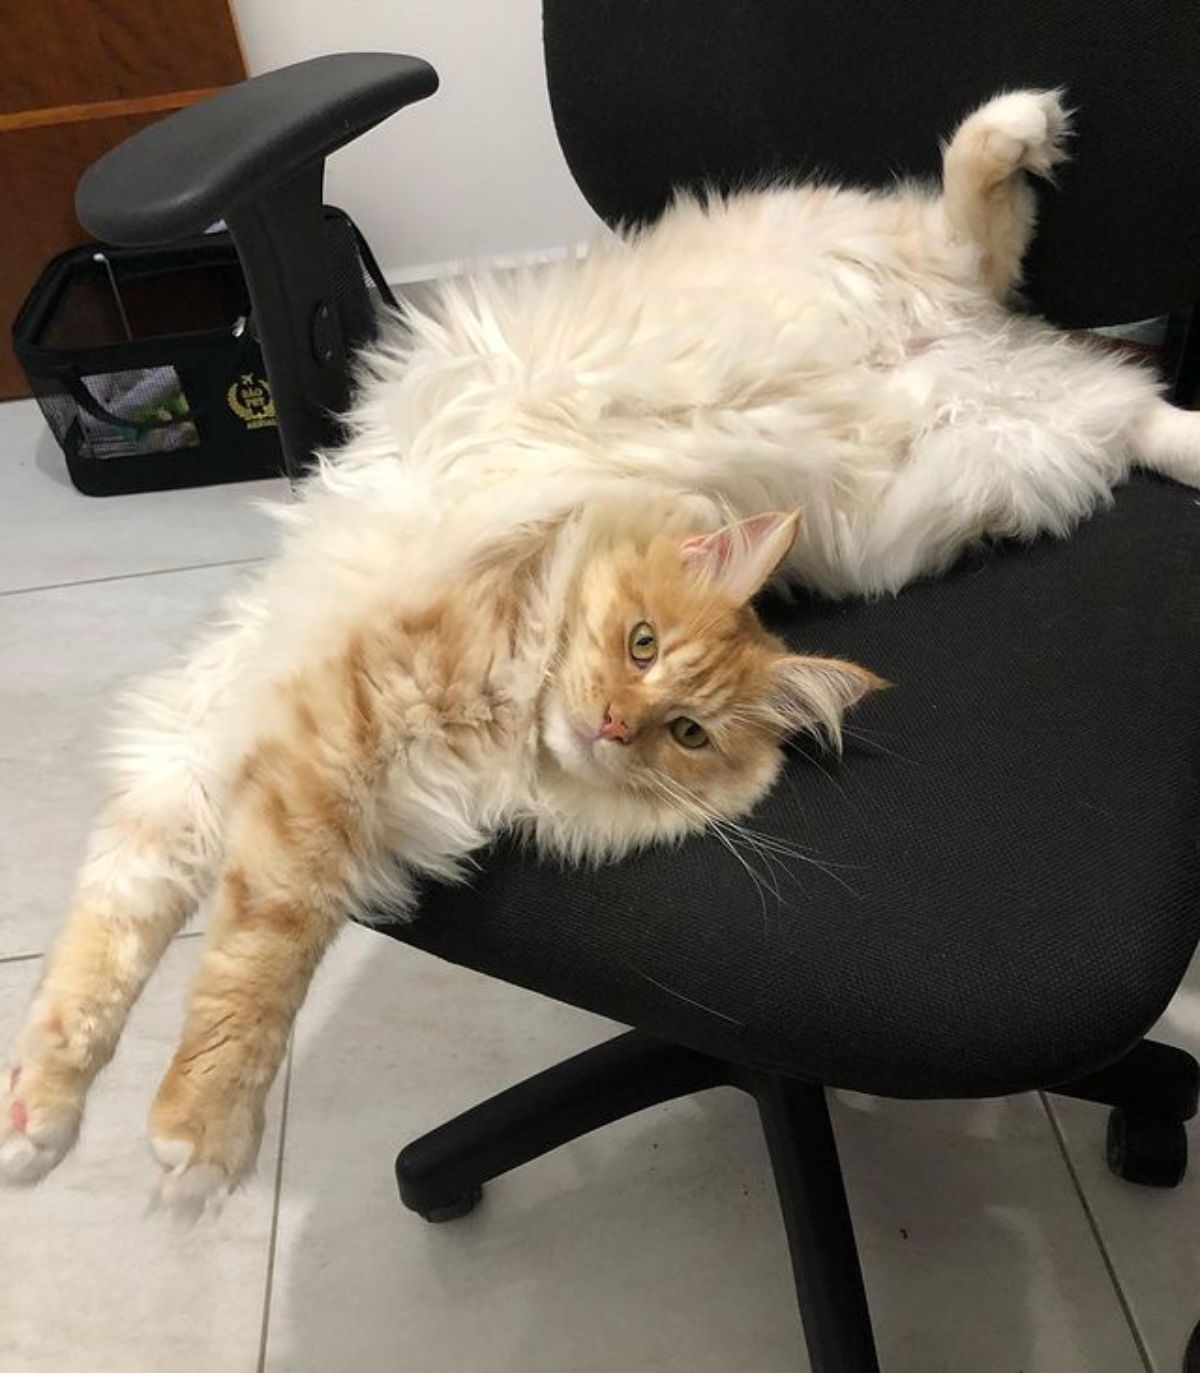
(10, 1099), (27, 1133)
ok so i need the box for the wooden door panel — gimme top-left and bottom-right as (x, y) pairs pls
(0, 113), (167, 396)
(0, 1), (245, 113)
(0, 0), (245, 399)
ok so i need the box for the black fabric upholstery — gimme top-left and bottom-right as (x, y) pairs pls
(543, 0), (1200, 329)
(378, 479), (1200, 1098)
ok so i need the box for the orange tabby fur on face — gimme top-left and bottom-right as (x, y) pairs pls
(542, 508), (883, 830)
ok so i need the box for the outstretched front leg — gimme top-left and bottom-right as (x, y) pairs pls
(148, 715), (399, 1213)
(1, 662), (232, 1186)
(940, 89), (1072, 299)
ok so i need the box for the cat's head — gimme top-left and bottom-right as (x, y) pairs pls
(538, 510), (883, 846)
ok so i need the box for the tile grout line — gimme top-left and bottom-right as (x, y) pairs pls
(0, 554), (266, 599)
(1038, 1092), (1158, 1373)
(0, 928), (204, 967)
(256, 1039), (295, 1373)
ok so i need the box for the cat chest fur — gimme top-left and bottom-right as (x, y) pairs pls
(234, 557), (552, 904)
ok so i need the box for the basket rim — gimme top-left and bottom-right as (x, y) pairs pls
(11, 207), (368, 374)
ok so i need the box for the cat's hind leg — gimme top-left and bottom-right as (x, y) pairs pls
(940, 89), (1072, 299)
(1, 635), (241, 1185)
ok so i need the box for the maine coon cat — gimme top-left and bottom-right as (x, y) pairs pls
(4, 90), (1199, 1210)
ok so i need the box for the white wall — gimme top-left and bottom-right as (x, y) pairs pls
(230, 0), (602, 283)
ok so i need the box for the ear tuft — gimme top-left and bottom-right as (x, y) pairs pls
(681, 510), (800, 603)
(772, 656), (888, 748)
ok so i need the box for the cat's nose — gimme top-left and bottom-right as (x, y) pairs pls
(598, 706), (631, 743)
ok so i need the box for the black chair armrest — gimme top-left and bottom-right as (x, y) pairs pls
(71, 53), (439, 479)
(76, 52), (438, 245)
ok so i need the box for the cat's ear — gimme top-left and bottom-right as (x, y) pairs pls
(680, 511), (800, 603)
(771, 655), (887, 746)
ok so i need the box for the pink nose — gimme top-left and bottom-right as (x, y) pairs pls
(598, 706), (630, 743)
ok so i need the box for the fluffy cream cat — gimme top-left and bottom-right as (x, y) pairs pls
(3, 89), (1197, 1210)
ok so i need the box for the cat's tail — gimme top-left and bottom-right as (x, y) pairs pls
(0, 617), (251, 1186)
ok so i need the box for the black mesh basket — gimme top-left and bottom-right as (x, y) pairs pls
(12, 207), (394, 497)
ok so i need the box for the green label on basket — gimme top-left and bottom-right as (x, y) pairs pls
(227, 374), (277, 429)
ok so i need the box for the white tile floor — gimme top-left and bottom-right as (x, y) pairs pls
(0, 395), (1196, 1372)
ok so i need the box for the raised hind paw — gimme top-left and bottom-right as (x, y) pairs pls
(0, 1057), (84, 1185)
(958, 89), (1073, 182)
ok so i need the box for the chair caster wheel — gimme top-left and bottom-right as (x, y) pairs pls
(416, 1185), (483, 1222)
(1105, 1109), (1187, 1187)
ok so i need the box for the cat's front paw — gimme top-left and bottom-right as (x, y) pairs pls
(149, 1072), (264, 1218)
(0, 1057), (84, 1185)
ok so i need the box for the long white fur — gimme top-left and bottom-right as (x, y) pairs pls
(76, 82), (1200, 949)
(6, 90), (1200, 1199)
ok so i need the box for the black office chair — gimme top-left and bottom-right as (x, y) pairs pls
(75, 5), (1200, 1368)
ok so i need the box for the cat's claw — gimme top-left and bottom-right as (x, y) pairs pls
(0, 1060), (83, 1185)
(150, 1136), (237, 1220)
(148, 1086), (262, 1217)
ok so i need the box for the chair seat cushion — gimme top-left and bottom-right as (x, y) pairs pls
(374, 477), (1200, 1098)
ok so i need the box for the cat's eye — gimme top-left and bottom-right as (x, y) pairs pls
(628, 621), (658, 666)
(669, 717), (708, 749)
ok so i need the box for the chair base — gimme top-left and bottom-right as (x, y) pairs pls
(1186, 1317), (1200, 1373)
(395, 1032), (1198, 1372)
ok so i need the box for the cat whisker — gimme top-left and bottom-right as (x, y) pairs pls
(840, 725), (922, 767)
(790, 744), (866, 816)
(622, 962), (743, 1026)
(649, 769), (863, 901)
(646, 771), (784, 915)
(644, 772), (777, 917)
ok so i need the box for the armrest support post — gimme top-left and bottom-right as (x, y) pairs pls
(226, 163), (348, 477)
(73, 54), (439, 476)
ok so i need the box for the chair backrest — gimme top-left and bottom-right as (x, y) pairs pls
(543, 0), (1200, 328)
